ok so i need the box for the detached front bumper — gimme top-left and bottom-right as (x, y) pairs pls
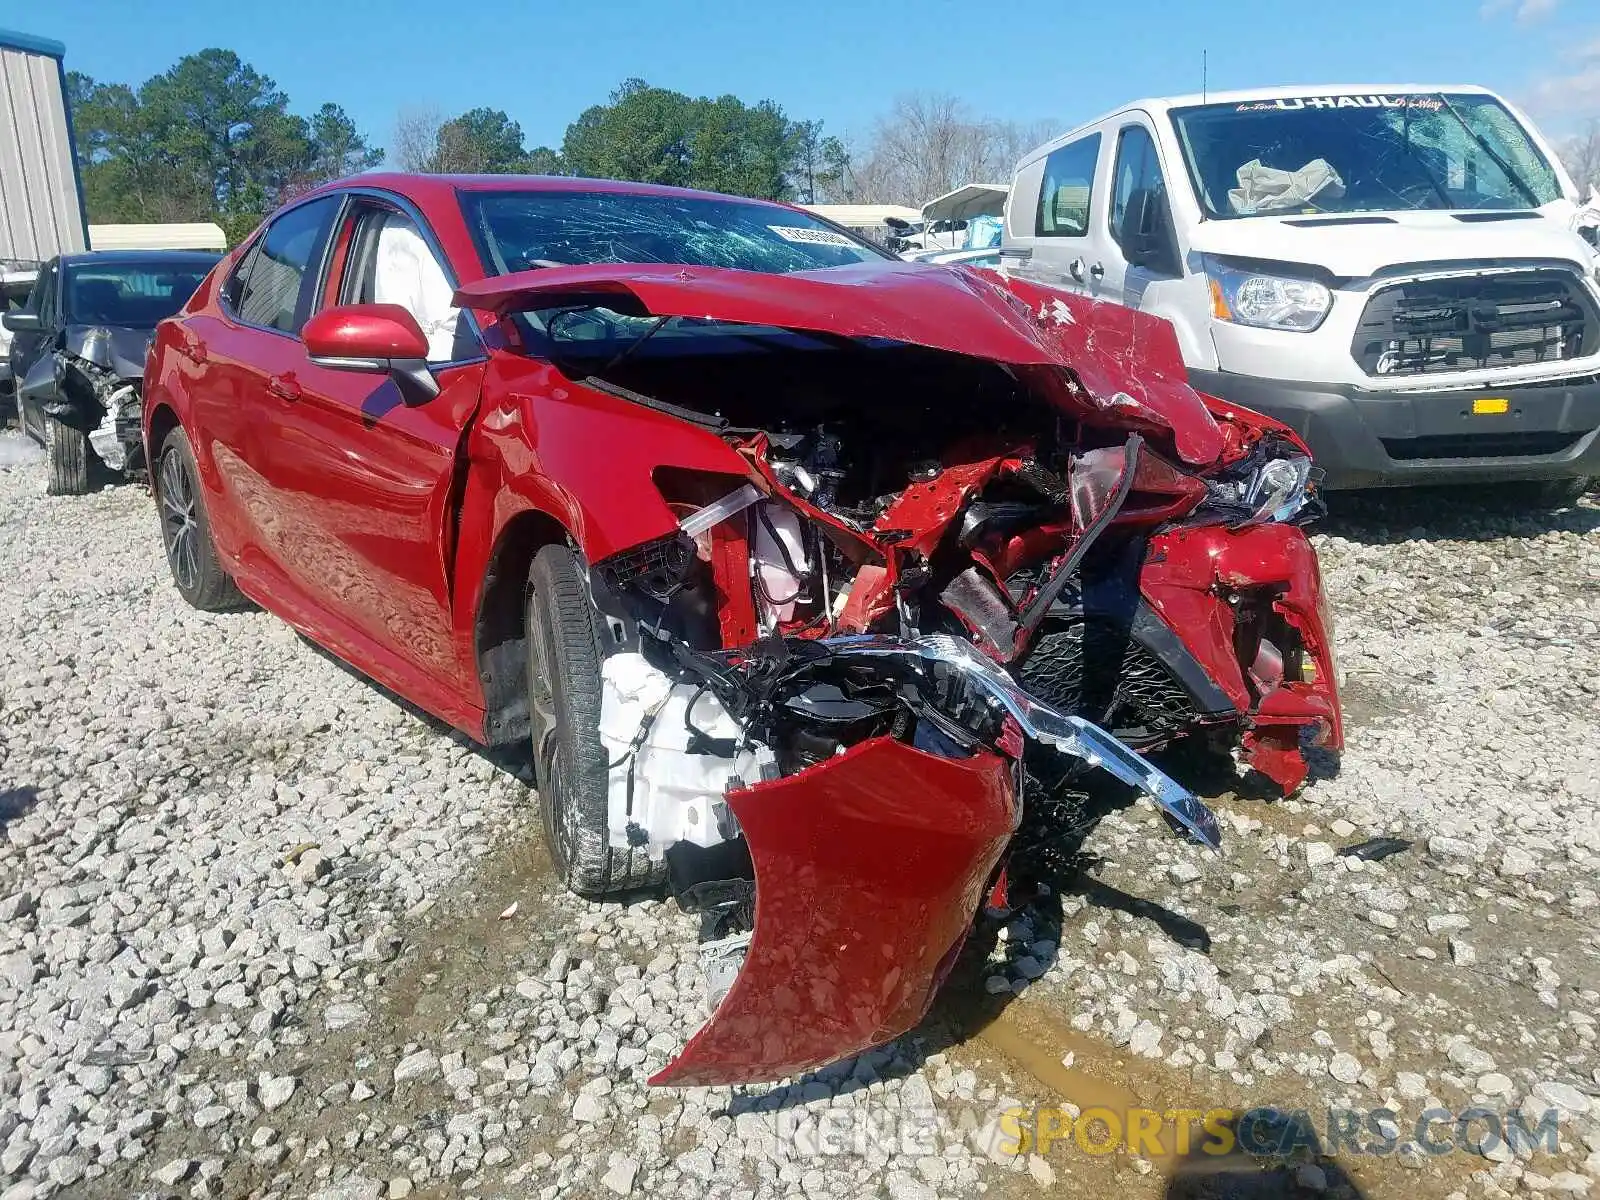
(649, 637), (1224, 1087)
(652, 736), (1017, 1087)
(1191, 368), (1600, 489)
(1141, 522), (1343, 793)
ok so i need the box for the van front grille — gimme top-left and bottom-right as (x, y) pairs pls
(1352, 271), (1597, 378)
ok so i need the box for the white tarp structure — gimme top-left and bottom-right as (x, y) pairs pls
(801, 204), (922, 229)
(88, 223), (229, 252)
(920, 184), (1009, 225)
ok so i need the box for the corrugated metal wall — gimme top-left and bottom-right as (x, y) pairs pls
(0, 43), (87, 262)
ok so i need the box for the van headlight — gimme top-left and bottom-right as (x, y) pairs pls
(1203, 256), (1332, 332)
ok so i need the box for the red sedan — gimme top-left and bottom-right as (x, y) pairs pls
(143, 174), (1342, 1086)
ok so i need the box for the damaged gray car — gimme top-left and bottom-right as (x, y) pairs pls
(2, 250), (218, 494)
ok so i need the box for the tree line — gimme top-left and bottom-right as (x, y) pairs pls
(67, 48), (1062, 248)
(82, 49), (1591, 247)
(68, 50), (382, 245)
(393, 79), (852, 205)
(1562, 122), (1600, 193)
(66, 54), (864, 243)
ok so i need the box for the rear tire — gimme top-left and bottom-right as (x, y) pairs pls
(42, 417), (90, 496)
(154, 425), (247, 612)
(525, 543), (662, 898)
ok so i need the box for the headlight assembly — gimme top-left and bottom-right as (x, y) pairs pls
(1204, 256), (1332, 333)
(1206, 453), (1317, 525)
(1246, 454), (1314, 524)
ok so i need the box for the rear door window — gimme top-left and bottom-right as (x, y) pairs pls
(235, 197), (341, 334)
(1036, 134), (1102, 237)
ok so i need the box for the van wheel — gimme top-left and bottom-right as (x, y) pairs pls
(42, 417), (90, 496)
(155, 426), (247, 611)
(525, 543), (663, 898)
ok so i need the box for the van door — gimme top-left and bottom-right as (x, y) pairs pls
(1103, 120), (1184, 310)
(1007, 132), (1105, 295)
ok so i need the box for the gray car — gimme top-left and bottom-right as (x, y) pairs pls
(3, 250), (218, 494)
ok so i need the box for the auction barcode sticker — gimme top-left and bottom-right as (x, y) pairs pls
(769, 225), (857, 247)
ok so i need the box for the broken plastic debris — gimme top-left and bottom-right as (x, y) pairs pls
(499, 902), (519, 920)
(678, 484), (762, 538)
(822, 633), (1222, 850)
(1338, 837), (1413, 862)
(599, 653), (767, 860)
(700, 931), (750, 1012)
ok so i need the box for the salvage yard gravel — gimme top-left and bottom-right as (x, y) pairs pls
(2, 446), (1599, 1200)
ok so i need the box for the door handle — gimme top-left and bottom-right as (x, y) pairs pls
(1088, 262), (1105, 280)
(1069, 257), (1086, 282)
(267, 372), (302, 401)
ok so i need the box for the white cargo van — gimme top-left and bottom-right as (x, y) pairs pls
(1001, 85), (1600, 498)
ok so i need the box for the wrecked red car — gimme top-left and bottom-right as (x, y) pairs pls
(143, 174), (1342, 1087)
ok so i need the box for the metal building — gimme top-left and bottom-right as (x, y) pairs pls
(0, 28), (88, 264)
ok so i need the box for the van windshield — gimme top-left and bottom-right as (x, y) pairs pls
(1170, 93), (1562, 220)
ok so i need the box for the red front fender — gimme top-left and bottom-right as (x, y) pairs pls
(651, 736), (1017, 1087)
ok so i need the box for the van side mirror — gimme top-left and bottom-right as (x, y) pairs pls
(1118, 189), (1180, 277)
(1, 311), (40, 334)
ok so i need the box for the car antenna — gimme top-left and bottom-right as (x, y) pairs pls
(1202, 50), (1207, 103)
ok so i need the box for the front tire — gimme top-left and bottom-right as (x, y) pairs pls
(42, 417), (90, 496)
(154, 426), (246, 612)
(525, 543), (662, 898)
(1523, 476), (1591, 509)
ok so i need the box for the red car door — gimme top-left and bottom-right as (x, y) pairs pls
(181, 196), (347, 578)
(243, 197), (487, 711)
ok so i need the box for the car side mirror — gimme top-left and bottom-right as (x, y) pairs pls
(2, 311), (40, 334)
(1119, 189), (1180, 277)
(302, 303), (438, 402)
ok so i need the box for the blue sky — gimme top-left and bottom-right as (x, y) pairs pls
(17, 0), (1600, 159)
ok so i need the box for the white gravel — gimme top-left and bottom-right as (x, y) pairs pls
(2, 455), (1598, 1200)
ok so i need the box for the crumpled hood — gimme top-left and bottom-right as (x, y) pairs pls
(1188, 206), (1599, 280)
(456, 260), (1226, 466)
(63, 324), (153, 382)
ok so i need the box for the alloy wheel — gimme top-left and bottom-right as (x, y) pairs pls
(159, 449), (200, 592)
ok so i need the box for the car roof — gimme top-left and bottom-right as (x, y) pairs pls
(60, 249), (222, 268)
(305, 172), (805, 212)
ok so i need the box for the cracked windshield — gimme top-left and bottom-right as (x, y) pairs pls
(1172, 93), (1565, 217)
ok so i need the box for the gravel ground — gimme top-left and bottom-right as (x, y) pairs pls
(1, 438), (1597, 1200)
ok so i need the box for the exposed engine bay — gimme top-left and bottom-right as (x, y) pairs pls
(571, 336), (1338, 1083)
(459, 258), (1346, 1086)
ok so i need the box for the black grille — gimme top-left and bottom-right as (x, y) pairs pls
(1352, 271), (1597, 378)
(1381, 431), (1583, 461)
(1018, 616), (1196, 746)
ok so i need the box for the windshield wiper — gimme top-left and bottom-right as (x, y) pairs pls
(1434, 94), (1540, 209)
(600, 315), (673, 374)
